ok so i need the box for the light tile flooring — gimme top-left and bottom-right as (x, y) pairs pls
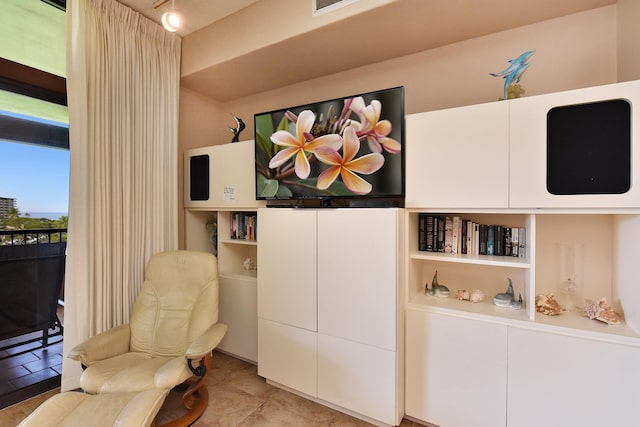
(2, 351), (423, 426)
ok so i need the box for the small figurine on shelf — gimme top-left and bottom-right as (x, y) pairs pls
(493, 278), (515, 307)
(489, 51), (535, 100)
(229, 114), (245, 143)
(425, 270), (450, 298)
(535, 293), (564, 315)
(583, 297), (623, 325)
(509, 293), (523, 310)
(469, 289), (485, 303)
(456, 289), (470, 301)
(242, 258), (257, 271)
(205, 215), (218, 256)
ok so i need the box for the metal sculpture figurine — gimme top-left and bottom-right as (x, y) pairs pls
(490, 51), (535, 99)
(229, 115), (245, 143)
(425, 270), (450, 298)
(494, 277), (515, 308)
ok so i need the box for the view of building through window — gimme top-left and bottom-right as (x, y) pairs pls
(0, 1), (68, 408)
(0, 0), (68, 229)
(0, 137), (69, 222)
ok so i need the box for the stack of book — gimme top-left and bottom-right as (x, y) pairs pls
(418, 214), (525, 258)
(231, 212), (257, 241)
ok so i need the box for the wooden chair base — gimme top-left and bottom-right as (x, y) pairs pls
(156, 353), (212, 427)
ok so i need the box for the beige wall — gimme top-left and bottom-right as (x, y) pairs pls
(177, 5), (619, 247)
(181, 0), (396, 77)
(617, 0), (640, 81)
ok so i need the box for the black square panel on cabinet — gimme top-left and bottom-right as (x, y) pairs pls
(189, 154), (210, 201)
(546, 99), (631, 195)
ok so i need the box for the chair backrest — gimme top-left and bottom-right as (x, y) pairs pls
(129, 250), (219, 356)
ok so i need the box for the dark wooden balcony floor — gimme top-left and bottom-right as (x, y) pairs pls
(0, 307), (63, 410)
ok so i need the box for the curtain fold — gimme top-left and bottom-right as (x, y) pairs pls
(62, 0), (181, 390)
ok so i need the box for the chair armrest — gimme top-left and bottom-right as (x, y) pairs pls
(185, 323), (227, 360)
(68, 324), (131, 366)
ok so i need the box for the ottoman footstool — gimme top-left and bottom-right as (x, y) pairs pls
(18, 388), (169, 427)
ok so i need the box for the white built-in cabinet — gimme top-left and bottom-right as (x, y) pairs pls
(184, 140), (264, 363)
(257, 207), (404, 426)
(404, 81), (640, 427)
(405, 101), (509, 209)
(507, 327), (640, 427)
(509, 80), (640, 208)
(405, 310), (507, 427)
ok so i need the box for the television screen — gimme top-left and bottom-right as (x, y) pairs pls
(254, 86), (405, 207)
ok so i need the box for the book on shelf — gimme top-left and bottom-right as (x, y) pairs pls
(495, 225), (504, 256)
(518, 227), (526, 258)
(452, 216), (460, 254)
(511, 227), (519, 257)
(436, 216), (444, 252)
(504, 227), (512, 256)
(444, 216), (453, 254)
(473, 222), (479, 255)
(425, 215), (434, 251)
(415, 213), (526, 259)
(461, 219), (469, 255)
(418, 214), (437, 252)
(230, 212), (257, 241)
(418, 214), (426, 251)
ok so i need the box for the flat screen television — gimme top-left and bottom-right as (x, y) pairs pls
(254, 86), (405, 207)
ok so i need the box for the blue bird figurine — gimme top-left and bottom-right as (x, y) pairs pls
(490, 51), (535, 99)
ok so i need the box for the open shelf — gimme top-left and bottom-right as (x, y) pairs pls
(220, 238), (257, 246)
(408, 293), (529, 323)
(410, 250), (530, 268)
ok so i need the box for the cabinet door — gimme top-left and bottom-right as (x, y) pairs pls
(184, 141), (265, 209)
(406, 309), (507, 427)
(405, 102), (509, 209)
(317, 208), (397, 351)
(257, 318), (317, 397)
(508, 327), (640, 427)
(509, 80), (640, 208)
(317, 333), (397, 426)
(218, 275), (257, 362)
(257, 208), (317, 331)
(210, 140), (264, 208)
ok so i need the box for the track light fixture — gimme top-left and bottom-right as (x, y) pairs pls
(153, 0), (181, 32)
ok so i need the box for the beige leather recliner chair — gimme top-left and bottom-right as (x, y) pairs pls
(65, 250), (227, 426)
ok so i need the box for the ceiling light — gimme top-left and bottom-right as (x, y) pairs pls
(154, 0), (181, 32)
(161, 10), (181, 32)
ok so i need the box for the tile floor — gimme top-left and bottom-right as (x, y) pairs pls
(0, 330), (63, 410)
(2, 351), (424, 426)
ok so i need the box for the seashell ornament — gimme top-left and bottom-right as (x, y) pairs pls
(494, 278), (515, 307)
(583, 297), (623, 325)
(469, 289), (485, 303)
(425, 270), (450, 298)
(456, 289), (470, 301)
(535, 293), (565, 315)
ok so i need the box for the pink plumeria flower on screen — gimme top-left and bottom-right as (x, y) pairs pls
(269, 110), (342, 179)
(349, 97), (401, 154)
(315, 127), (384, 195)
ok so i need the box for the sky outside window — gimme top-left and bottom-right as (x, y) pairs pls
(0, 0), (68, 219)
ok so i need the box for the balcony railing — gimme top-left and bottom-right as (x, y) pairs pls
(0, 228), (66, 355)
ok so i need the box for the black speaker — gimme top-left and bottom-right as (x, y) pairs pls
(547, 99), (631, 195)
(189, 154), (210, 201)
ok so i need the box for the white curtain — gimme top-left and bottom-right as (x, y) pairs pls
(62, 0), (181, 390)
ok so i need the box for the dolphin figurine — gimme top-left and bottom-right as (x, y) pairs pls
(509, 292), (523, 310)
(490, 51), (535, 99)
(493, 277), (515, 307)
(229, 115), (246, 143)
(425, 270), (450, 298)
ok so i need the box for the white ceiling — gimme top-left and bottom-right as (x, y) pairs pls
(116, 0), (259, 36)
